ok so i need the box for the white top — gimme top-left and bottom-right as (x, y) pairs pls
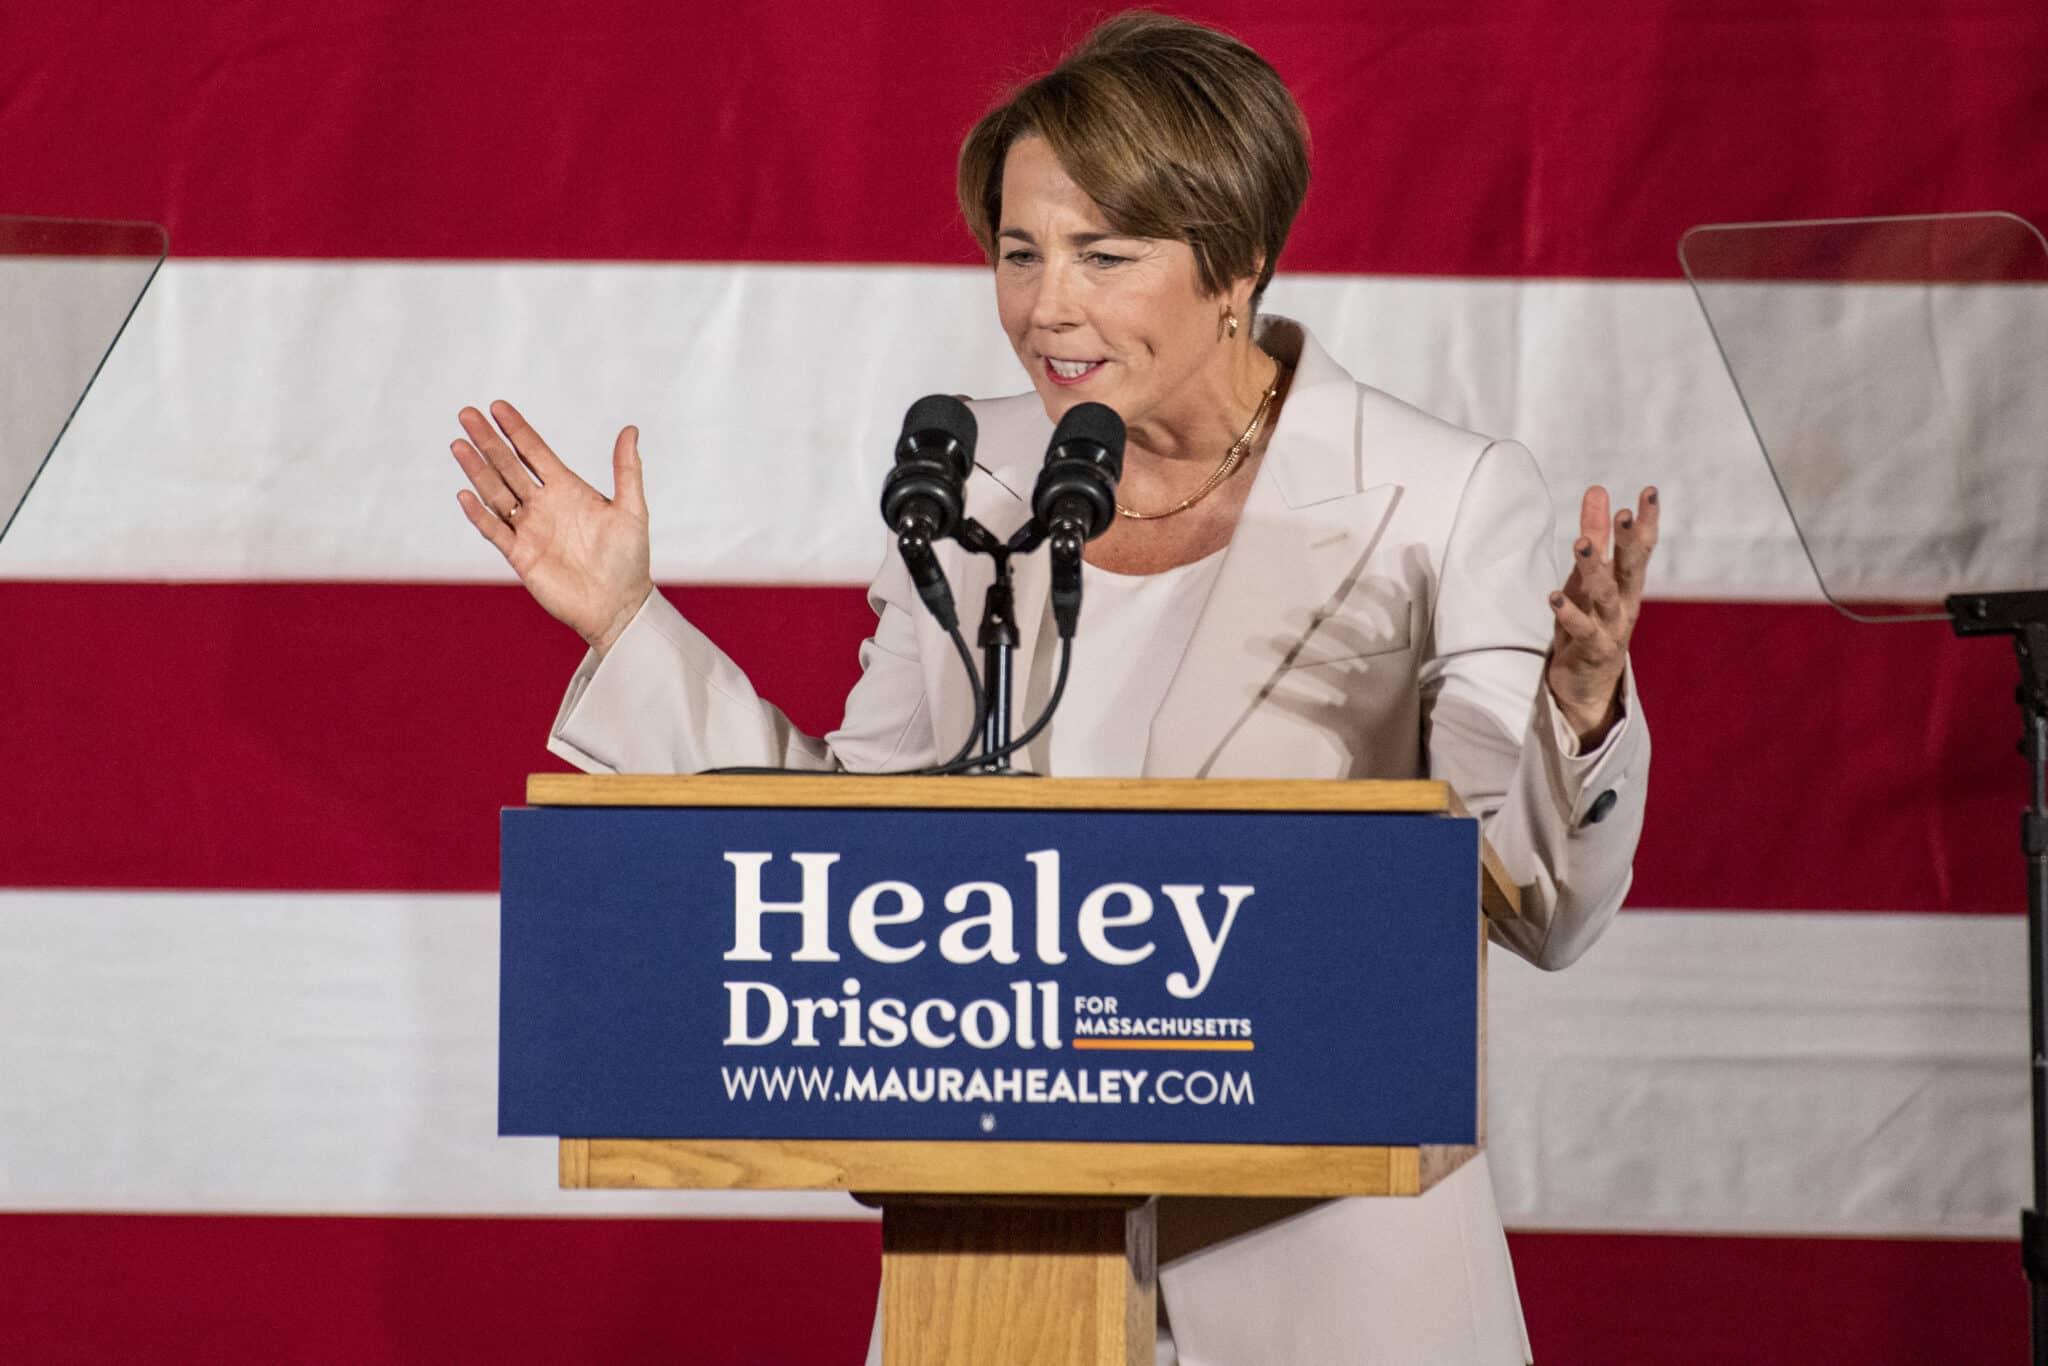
(1046, 549), (1227, 778)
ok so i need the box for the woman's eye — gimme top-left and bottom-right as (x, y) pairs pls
(1085, 251), (1128, 267)
(1001, 250), (1039, 266)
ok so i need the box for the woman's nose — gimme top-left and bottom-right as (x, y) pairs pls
(1028, 262), (1080, 330)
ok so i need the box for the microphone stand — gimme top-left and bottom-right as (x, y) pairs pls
(954, 517), (1050, 774)
(1947, 588), (2048, 1366)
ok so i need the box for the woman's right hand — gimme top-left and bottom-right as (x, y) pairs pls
(450, 400), (654, 657)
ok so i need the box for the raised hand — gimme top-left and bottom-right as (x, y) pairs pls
(451, 400), (653, 656)
(1546, 485), (1659, 748)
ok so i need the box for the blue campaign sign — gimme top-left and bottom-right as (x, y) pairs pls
(499, 805), (1479, 1147)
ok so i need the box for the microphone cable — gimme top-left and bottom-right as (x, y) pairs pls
(919, 622), (990, 774)
(700, 620), (986, 777)
(703, 395), (1112, 779)
(919, 636), (1070, 778)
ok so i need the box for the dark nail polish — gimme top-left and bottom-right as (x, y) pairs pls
(1550, 593), (1565, 609)
(1618, 512), (1633, 529)
(1647, 490), (1659, 505)
(1578, 543), (1593, 557)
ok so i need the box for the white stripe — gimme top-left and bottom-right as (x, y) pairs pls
(1490, 910), (2023, 1238)
(0, 891), (2020, 1235)
(0, 259), (1855, 597)
(0, 889), (863, 1221)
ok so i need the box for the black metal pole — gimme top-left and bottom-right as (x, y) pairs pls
(2022, 692), (2048, 1366)
(976, 559), (1018, 773)
(1948, 594), (2048, 1365)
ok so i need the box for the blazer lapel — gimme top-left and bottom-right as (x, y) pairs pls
(1143, 474), (1401, 777)
(1144, 323), (1405, 778)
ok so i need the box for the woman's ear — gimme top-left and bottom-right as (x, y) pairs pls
(1234, 255), (1265, 315)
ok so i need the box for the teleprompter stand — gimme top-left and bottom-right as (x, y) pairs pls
(1683, 211), (2048, 1363)
(1950, 590), (2048, 1356)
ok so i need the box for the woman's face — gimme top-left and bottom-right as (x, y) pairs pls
(994, 136), (1233, 431)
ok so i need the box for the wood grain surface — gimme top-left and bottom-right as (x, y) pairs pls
(559, 1137), (1439, 1198)
(527, 772), (1456, 814)
(880, 1197), (1155, 1366)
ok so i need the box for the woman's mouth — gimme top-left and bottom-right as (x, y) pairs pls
(1044, 357), (1106, 386)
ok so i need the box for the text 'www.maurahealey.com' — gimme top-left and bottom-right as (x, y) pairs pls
(721, 1065), (1256, 1107)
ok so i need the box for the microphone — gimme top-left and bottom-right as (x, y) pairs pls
(1031, 402), (1125, 638)
(880, 395), (978, 630)
(882, 394), (976, 539)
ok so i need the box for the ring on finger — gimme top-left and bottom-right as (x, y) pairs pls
(504, 499), (524, 521)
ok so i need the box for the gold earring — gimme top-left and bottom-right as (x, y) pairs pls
(1224, 310), (1239, 339)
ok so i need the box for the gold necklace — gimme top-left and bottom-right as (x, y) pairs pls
(1115, 364), (1285, 520)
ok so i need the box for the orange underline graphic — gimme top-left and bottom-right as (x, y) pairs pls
(1069, 1040), (1256, 1052)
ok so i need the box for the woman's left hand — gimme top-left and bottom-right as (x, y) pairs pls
(1546, 485), (1659, 749)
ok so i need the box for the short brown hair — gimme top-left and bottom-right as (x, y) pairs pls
(957, 12), (1311, 307)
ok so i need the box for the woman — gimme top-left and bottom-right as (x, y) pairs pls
(450, 13), (1653, 1363)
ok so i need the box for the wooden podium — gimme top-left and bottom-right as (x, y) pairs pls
(508, 775), (1519, 1366)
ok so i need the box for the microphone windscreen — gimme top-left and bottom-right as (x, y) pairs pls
(900, 394), (978, 477)
(1051, 402), (1126, 474)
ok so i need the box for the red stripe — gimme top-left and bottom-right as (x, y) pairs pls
(0, 582), (868, 894)
(1679, 215), (2048, 286)
(5, 2), (2044, 276)
(1682, 213), (2048, 285)
(0, 1214), (2019, 1364)
(0, 584), (2020, 912)
(0, 216), (166, 259)
(0, 1214), (880, 1366)
(1628, 599), (2021, 914)
(1509, 1230), (2025, 1365)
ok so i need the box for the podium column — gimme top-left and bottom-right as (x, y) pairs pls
(875, 1195), (1155, 1366)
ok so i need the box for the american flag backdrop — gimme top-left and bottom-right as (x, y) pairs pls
(3, 2), (2047, 1361)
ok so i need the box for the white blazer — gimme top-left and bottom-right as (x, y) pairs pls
(549, 319), (1648, 1364)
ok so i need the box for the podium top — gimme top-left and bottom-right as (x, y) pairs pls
(528, 772), (1461, 811)
(523, 774), (1519, 921)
